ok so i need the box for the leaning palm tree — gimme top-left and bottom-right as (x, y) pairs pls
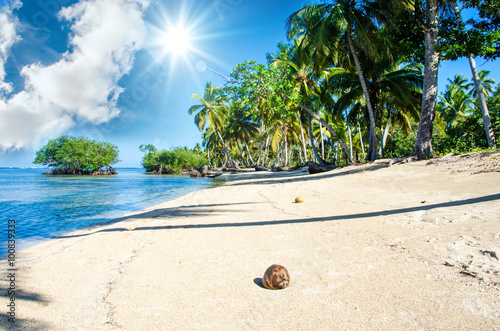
(188, 82), (234, 167)
(450, 1), (496, 147)
(287, 1), (382, 160)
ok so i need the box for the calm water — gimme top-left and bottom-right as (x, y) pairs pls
(0, 168), (224, 257)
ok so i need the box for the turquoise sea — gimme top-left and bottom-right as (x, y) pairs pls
(0, 168), (224, 257)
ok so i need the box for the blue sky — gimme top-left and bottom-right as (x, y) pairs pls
(0, 0), (498, 167)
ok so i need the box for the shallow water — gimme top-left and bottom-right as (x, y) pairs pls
(0, 168), (224, 257)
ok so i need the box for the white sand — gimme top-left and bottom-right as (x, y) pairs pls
(1, 153), (499, 330)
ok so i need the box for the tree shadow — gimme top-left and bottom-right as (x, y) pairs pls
(58, 193), (500, 238)
(224, 164), (389, 187)
(0, 313), (52, 330)
(0, 287), (51, 330)
(0, 287), (46, 303)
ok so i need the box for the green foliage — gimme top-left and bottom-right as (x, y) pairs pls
(140, 145), (208, 173)
(33, 136), (119, 172)
(487, 83), (500, 138)
(384, 130), (417, 159)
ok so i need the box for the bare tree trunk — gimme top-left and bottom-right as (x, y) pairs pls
(346, 28), (378, 161)
(414, 0), (440, 159)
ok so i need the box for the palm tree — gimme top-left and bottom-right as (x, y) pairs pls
(287, 1), (382, 160)
(451, 0), (496, 147)
(437, 84), (473, 129)
(188, 82), (234, 167)
(469, 70), (495, 98)
(327, 56), (423, 158)
(224, 100), (259, 166)
(267, 41), (351, 163)
(448, 74), (472, 91)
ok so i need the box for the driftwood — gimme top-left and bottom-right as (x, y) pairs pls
(307, 162), (336, 174)
(374, 156), (419, 166)
(190, 165), (222, 178)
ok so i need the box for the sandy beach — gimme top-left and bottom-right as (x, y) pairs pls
(1, 152), (499, 330)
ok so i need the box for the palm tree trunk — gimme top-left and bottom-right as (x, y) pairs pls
(244, 139), (256, 166)
(345, 110), (353, 159)
(207, 145), (212, 167)
(469, 57), (496, 147)
(346, 28), (378, 161)
(450, 2), (496, 147)
(414, 0), (440, 159)
(317, 107), (325, 159)
(379, 114), (391, 157)
(358, 120), (365, 155)
(308, 113), (324, 165)
(297, 110), (308, 163)
(299, 103), (352, 163)
(284, 128), (289, 166)
(262, 133), (270, 167)
(215, 129), (235, 167)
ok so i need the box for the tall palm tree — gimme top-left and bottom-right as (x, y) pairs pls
(327, 56), (423, 157)
(188, 82), (234, 167)
(287, 1), (382, 160)
(451, 0), (496, 147)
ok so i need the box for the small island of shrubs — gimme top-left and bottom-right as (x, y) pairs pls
(139, 144), (210, 175)
(34, 136), (120, 175)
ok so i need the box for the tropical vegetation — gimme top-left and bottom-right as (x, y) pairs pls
(139, 144), (208, 174)
(33, 136), (120, 175)
(186, 1), (499, 167)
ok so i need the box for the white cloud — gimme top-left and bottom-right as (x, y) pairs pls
(0, 0), (150, 151)
(0, 0), (21, 95)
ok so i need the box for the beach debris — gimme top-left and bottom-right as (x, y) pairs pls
(255, 166), (270, 172)
(307, 162), (335, 174)
(295, 196), (304, 203)
(262, 264), (290, 290)
(190, 165), (222, 178)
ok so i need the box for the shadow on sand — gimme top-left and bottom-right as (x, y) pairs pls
(58, 193), (500, 239)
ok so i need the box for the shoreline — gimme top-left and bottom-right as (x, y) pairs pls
(0, 168), (226, 258)
(1, 155), (499, 329)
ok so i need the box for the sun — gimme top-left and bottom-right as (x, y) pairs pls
(161, 25), (192, 56)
